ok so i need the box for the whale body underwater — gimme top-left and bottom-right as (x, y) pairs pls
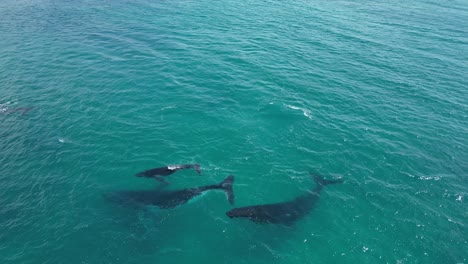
(226, 174), (343, 225)
(108, 175), (234, 209)
(0, 106), (34, 116)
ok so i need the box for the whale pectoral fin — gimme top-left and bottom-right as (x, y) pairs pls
(155, 177), (170, 185)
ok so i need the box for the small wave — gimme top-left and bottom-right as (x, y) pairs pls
(58, 137), (75, 144)
(160, 106), (176, 111)
(418, 176), (441, 181)
(285, 104), (312, 119)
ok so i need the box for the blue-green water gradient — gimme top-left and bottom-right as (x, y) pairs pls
(1, 0), (467, 263)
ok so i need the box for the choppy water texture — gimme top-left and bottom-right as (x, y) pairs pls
(1, 0), (467, 263)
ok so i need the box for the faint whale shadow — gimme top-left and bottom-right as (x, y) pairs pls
(0, 106), (35, 116)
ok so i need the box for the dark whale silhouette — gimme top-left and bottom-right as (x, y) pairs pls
(136, 164), (201, 184)
(109, 175), (234, 209)
(226, 174), (343, 225)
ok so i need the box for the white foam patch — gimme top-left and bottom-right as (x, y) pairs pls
(167, 165), (181, 170)
(58, 137), (76, 144)
(161, 106), (175, 111)
(0, 101), (12, 112)
(418, 176), (441, 181)
(285, 104), (312, 119)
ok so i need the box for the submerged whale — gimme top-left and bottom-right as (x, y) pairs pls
(226, 174), (343, 225)
(0, 106), (34, 116)
(136, 164), (201, 184)
(109, 175), (234, 209)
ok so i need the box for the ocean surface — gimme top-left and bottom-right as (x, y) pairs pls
(0, 0), (467, 263)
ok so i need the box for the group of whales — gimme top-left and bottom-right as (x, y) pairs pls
(111, 163), (344, 225)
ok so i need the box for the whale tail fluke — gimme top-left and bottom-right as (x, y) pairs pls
(311, 173), (344, 186)
(219, 175), (235, 205)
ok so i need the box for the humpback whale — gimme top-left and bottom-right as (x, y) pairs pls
(109, 175), (234, 209)
(226, 174), (343, 225)
(136, 164), (201, 184)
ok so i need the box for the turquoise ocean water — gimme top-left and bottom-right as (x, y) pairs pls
(1, 0), (467, 263)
